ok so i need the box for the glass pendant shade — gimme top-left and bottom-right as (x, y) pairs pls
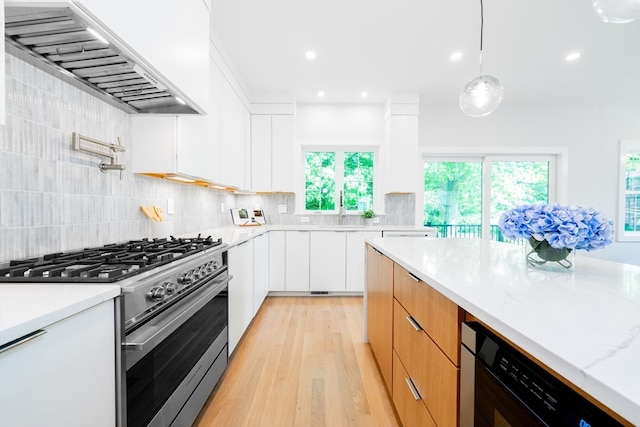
(459, 74), (504, 117)
(592, 0), (640, 23)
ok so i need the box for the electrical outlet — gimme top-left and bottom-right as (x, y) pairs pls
(220, 202), (225, 214)
(167, 199), (175, 215)
(301, 216), (310, 223)
(278, 204), (287, 213)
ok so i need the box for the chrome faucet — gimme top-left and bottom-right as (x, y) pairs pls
(338, 191), (346, 225)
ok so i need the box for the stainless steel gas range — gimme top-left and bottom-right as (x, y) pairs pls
(0, 235), (231, 427)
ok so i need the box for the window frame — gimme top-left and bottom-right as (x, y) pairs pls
(618, 140), (640, 242)
(421, 147), (565, 240)
(300, 145), (379, 215)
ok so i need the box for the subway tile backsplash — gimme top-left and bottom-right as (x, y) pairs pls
(1, 53), (414, 264)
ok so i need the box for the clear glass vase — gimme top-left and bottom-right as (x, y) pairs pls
(525, 238), (575, 273)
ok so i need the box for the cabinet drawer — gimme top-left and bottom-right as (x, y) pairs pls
(394, 300), (459, 427)
(392, 350), (436, 427)
(393, 263), (462, 365)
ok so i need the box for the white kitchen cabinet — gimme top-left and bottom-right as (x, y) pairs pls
(251, 115), (272, 191)
(77, 0), (209, 112)
(252, 233), (268, 315)
(271, 115), (296, 192)
(131, 115), (213, 180)
(285, 231), (310, 291)
(268, 230), (286, 291)
(251, 114), (296, 192)
(346, 231), (381, 292)
(310, 231), (347, 292)
(0, 300), (116, 427)
(227, 239), (254, 354)
(220, 78), (248, 189)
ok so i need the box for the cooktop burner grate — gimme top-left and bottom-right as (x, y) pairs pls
(0, 236), (223, 283)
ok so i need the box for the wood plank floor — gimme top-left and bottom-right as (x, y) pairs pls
(194, 296), (400, 427)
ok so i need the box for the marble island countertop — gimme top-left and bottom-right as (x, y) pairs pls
(366, 236), (640, 425)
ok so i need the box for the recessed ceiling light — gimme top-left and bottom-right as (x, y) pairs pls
(361, 91), (368, 98)
(565, 52), (581, 61)
(305, 51), (317, 60)
(450, 51), (463, 61)
(317, 91), (325, 97)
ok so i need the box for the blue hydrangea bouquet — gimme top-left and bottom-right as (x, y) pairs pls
(498, 203), (614, 272)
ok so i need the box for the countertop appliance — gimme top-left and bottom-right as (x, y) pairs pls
(0, 235), (231, 427)
(460, 321), (624, 427)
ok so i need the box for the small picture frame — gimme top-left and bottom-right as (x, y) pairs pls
(252, 209), (266, 224)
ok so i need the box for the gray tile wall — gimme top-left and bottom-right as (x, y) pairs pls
(0, 54), (230, 263)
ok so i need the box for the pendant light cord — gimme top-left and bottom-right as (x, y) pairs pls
(479, 0), (484, 73)
(480, 0), (484, 52)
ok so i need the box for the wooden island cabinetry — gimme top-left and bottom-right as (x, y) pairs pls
(366, 243), (464, 427)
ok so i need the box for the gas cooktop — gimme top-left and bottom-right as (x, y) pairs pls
(0, 235), (223, 283)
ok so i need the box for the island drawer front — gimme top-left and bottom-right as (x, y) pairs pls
(393, 299), (459, 427)
(392, 350), (437, 427)
(393, 263), (462, 365)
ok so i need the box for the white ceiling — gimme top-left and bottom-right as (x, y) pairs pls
(211, 0), (640, 109)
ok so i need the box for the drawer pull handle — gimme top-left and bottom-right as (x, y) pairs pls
(406, 316), (422, 331)
(406, 272), (420, 282)
(405, 377), (421, 400)
(0, 329), (47, 354)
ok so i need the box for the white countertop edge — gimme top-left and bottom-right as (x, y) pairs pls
(0, 285), (121, 347)
(366, 237), (639, 426)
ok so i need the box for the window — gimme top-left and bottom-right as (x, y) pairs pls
(618, 140), (640, 241)
(423, 156), (554, 241)
(305, 150), (374, 212)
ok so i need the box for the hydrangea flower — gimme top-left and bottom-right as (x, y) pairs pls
(498, 203), (613, 251)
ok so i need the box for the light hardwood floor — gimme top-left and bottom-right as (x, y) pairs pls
(194, 296), (400, 427)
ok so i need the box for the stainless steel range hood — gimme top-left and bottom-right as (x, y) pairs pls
(4, 3), (204, 114)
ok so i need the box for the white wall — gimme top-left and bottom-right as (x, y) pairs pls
(419, 104), (640, 265)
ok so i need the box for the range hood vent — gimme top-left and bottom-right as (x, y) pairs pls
(4, 5), (203, 114)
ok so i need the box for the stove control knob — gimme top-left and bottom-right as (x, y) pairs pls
(164, 282), (178, 295)
(178, 272), (193, 285)
(212, 261), (219, 270)
(148, 286), (167, 302)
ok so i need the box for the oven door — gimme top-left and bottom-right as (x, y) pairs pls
(123, 274), (230, 427)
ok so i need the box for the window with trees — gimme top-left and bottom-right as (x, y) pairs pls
(618, 140), (640, 241)
(305, 151), (374, 212)
(424, 156), (553, 241)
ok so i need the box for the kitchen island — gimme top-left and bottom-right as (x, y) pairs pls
(365, 237), (640, 425)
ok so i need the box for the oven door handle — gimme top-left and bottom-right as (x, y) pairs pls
(125, 275), (232, 352)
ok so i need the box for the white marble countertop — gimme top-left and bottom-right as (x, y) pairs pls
(0, 284), (121, 347)
(366, 237), (640, 425)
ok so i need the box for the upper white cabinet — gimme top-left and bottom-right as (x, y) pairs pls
(131, 115), (213, 180)
(219, 78), (250, 189)
(250, 113), (296, 192)
(76, 0), (210, 112)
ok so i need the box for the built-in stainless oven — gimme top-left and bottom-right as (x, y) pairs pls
(460, 322), (624, 427)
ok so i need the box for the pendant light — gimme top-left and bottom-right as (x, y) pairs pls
(460, 0), (503, 117)
(592, 0), (640, 23)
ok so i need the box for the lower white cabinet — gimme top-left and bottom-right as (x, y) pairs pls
(310, 231), (347, 292)
(346, 231), (381, 292)
(0, 301), (116, 427)
(253, 233), (268, 315)
(268, 231), (286, 291)
(285, 231), (310, 291)
(228, 239), (254, 354)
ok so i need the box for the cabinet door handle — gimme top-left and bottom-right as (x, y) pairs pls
(405, 377), (422, 400)
(406, 272), (420, 282)
(406, 315), (422, 331)
(0, 329), (47, 354)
